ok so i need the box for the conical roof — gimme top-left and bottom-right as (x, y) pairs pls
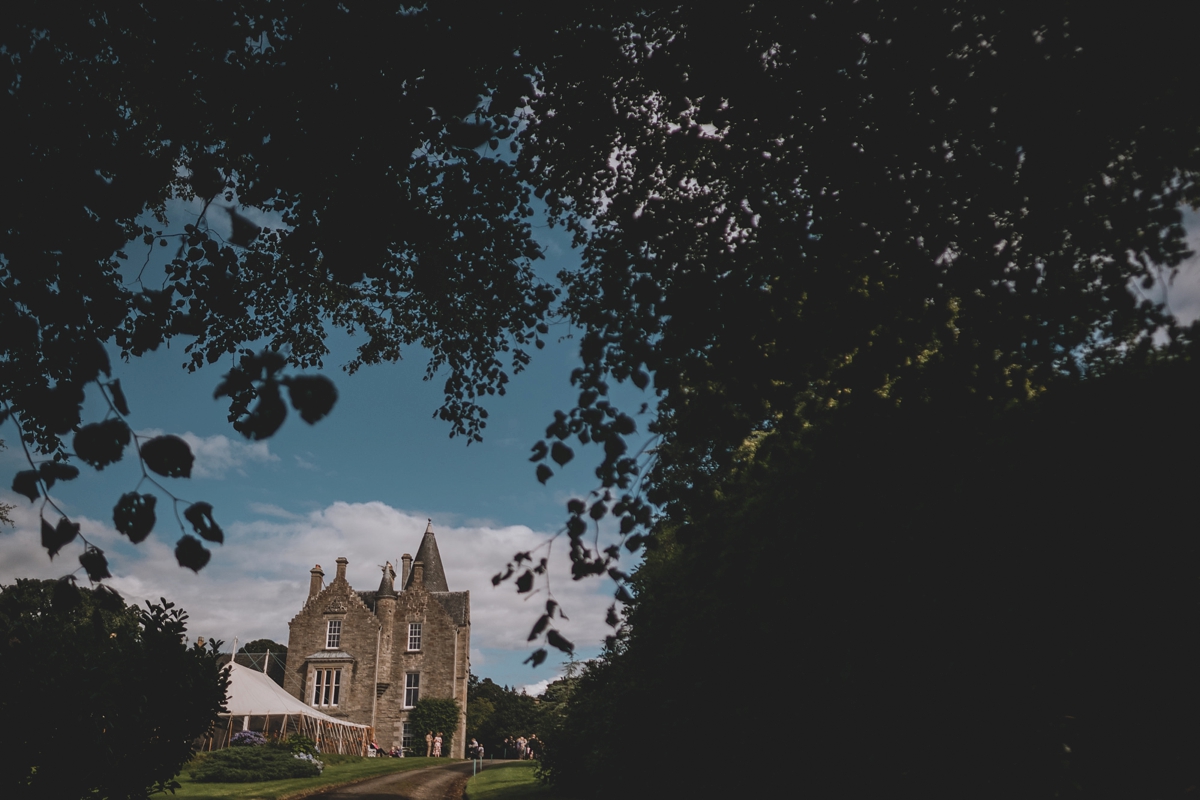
(404, 520), (449, 592)
(377, 561), (397, 598)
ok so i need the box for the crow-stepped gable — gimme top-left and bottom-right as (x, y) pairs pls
(283, 522), (469, 756)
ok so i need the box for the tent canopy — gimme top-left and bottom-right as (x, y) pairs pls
(222, 662), (368, 729)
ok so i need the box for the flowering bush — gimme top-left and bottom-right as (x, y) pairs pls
(292, 752), (324, 774)
(230, 731), (267, 747)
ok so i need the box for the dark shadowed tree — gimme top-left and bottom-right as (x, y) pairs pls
(466, 675), (542, 755)
(0, 579), (229, 799)
(2, 1), (550, 575)
(236, 638), (288, 686)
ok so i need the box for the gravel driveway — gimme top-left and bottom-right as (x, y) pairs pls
(303, 761), (475, 800)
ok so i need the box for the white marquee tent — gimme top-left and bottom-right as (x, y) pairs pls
(207, 661), (373, 755)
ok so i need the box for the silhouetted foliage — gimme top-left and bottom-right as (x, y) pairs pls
(2, 2), (544, 575)
(540, 355), (1200, 798)
(0, 579), (229, 799)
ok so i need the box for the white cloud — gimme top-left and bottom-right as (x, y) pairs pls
(519, 678), (552, 696)
(1163, 208), (1200, 325)
(248, 503), (304, 520)
(294, 454), (318, 470)
(0, 499), (620, 657)
(136, 429), (279, 479)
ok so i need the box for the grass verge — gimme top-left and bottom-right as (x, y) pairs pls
(464, 761), (573, 800)
(164, 754), (448, 799)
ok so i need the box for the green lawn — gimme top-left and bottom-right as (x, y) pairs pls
(464, 761), (574, 800)
(164, 754), (447, 800)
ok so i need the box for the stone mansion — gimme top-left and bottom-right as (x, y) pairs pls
(283, 522), (470, 756)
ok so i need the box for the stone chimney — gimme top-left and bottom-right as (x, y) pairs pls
(401, 553), (412, 588)
(411, 560), (424, 588)
(335, 557), (348, 583)
(309, 565), (324, 598)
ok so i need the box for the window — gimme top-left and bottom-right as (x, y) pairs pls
(404, 672), (420, 708)
(312, 668), (341, 707)
(326, 619), (341, 649)
(402, 722), (413, 752)
(407, 622), (422, 651)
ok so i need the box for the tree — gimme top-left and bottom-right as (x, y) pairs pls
(540, 353), (1200, 798)
(0, 441), (13, 528)
(237, 638), (288, 687)
(2, 1), (550, 575)
(466, 675), (542, 756)
(0, 579), (229, 799)
(406, 697), (462, 757)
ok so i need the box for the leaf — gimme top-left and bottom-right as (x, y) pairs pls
(566, 516), (587, 538)
(183, 501), (223, 544)
(551, 441), (574, 467)
(226, 207), (261, 247)
(536, 464), (553, 484)
(109, 379), (131, 416)
(613, 414), (636, 435)
(175, 535), (211, 572)
(546, 629), (575, 654)
(235, 381), (287, 440)
(74, 419), (131, 470)
(79, 545), (112, 582)
(589, 501), (607, 521)
(141, 435), (194, 478)
(528, 614), (550, 641)
(40, 517), (56, 554)
(93, 584), (125, 612)
(606, 604), (620, 627)
(39, 462), (80, 489)
(41, 382), (85, 434)
(566, 498), (585, 514)
(523, 648), (548, 668)
(113, 492), (157, 544)
(285, 375), (338, 424)
(12, 470), (40, 502)
(42, 516), (80, 559)
(515, 569), (534, 593)
(615, 585), (634, 603)
(631, 370), (650, 390)
(529, 441), (548, 462)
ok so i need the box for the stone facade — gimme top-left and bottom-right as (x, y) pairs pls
(283, 523), (470, 757)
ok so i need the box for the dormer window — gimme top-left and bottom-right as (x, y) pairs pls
(326, 619), (342, 649)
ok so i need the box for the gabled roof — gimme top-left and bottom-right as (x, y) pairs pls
(404, 521), (449, 592)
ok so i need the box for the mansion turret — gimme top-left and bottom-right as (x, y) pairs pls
(283, 522), (470, 756)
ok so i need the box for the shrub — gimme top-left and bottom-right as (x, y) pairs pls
(189, 746), (322, 783)
(282, 735), (318, 756)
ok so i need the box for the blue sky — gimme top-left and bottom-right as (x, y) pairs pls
(0, 201), (653, 692)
